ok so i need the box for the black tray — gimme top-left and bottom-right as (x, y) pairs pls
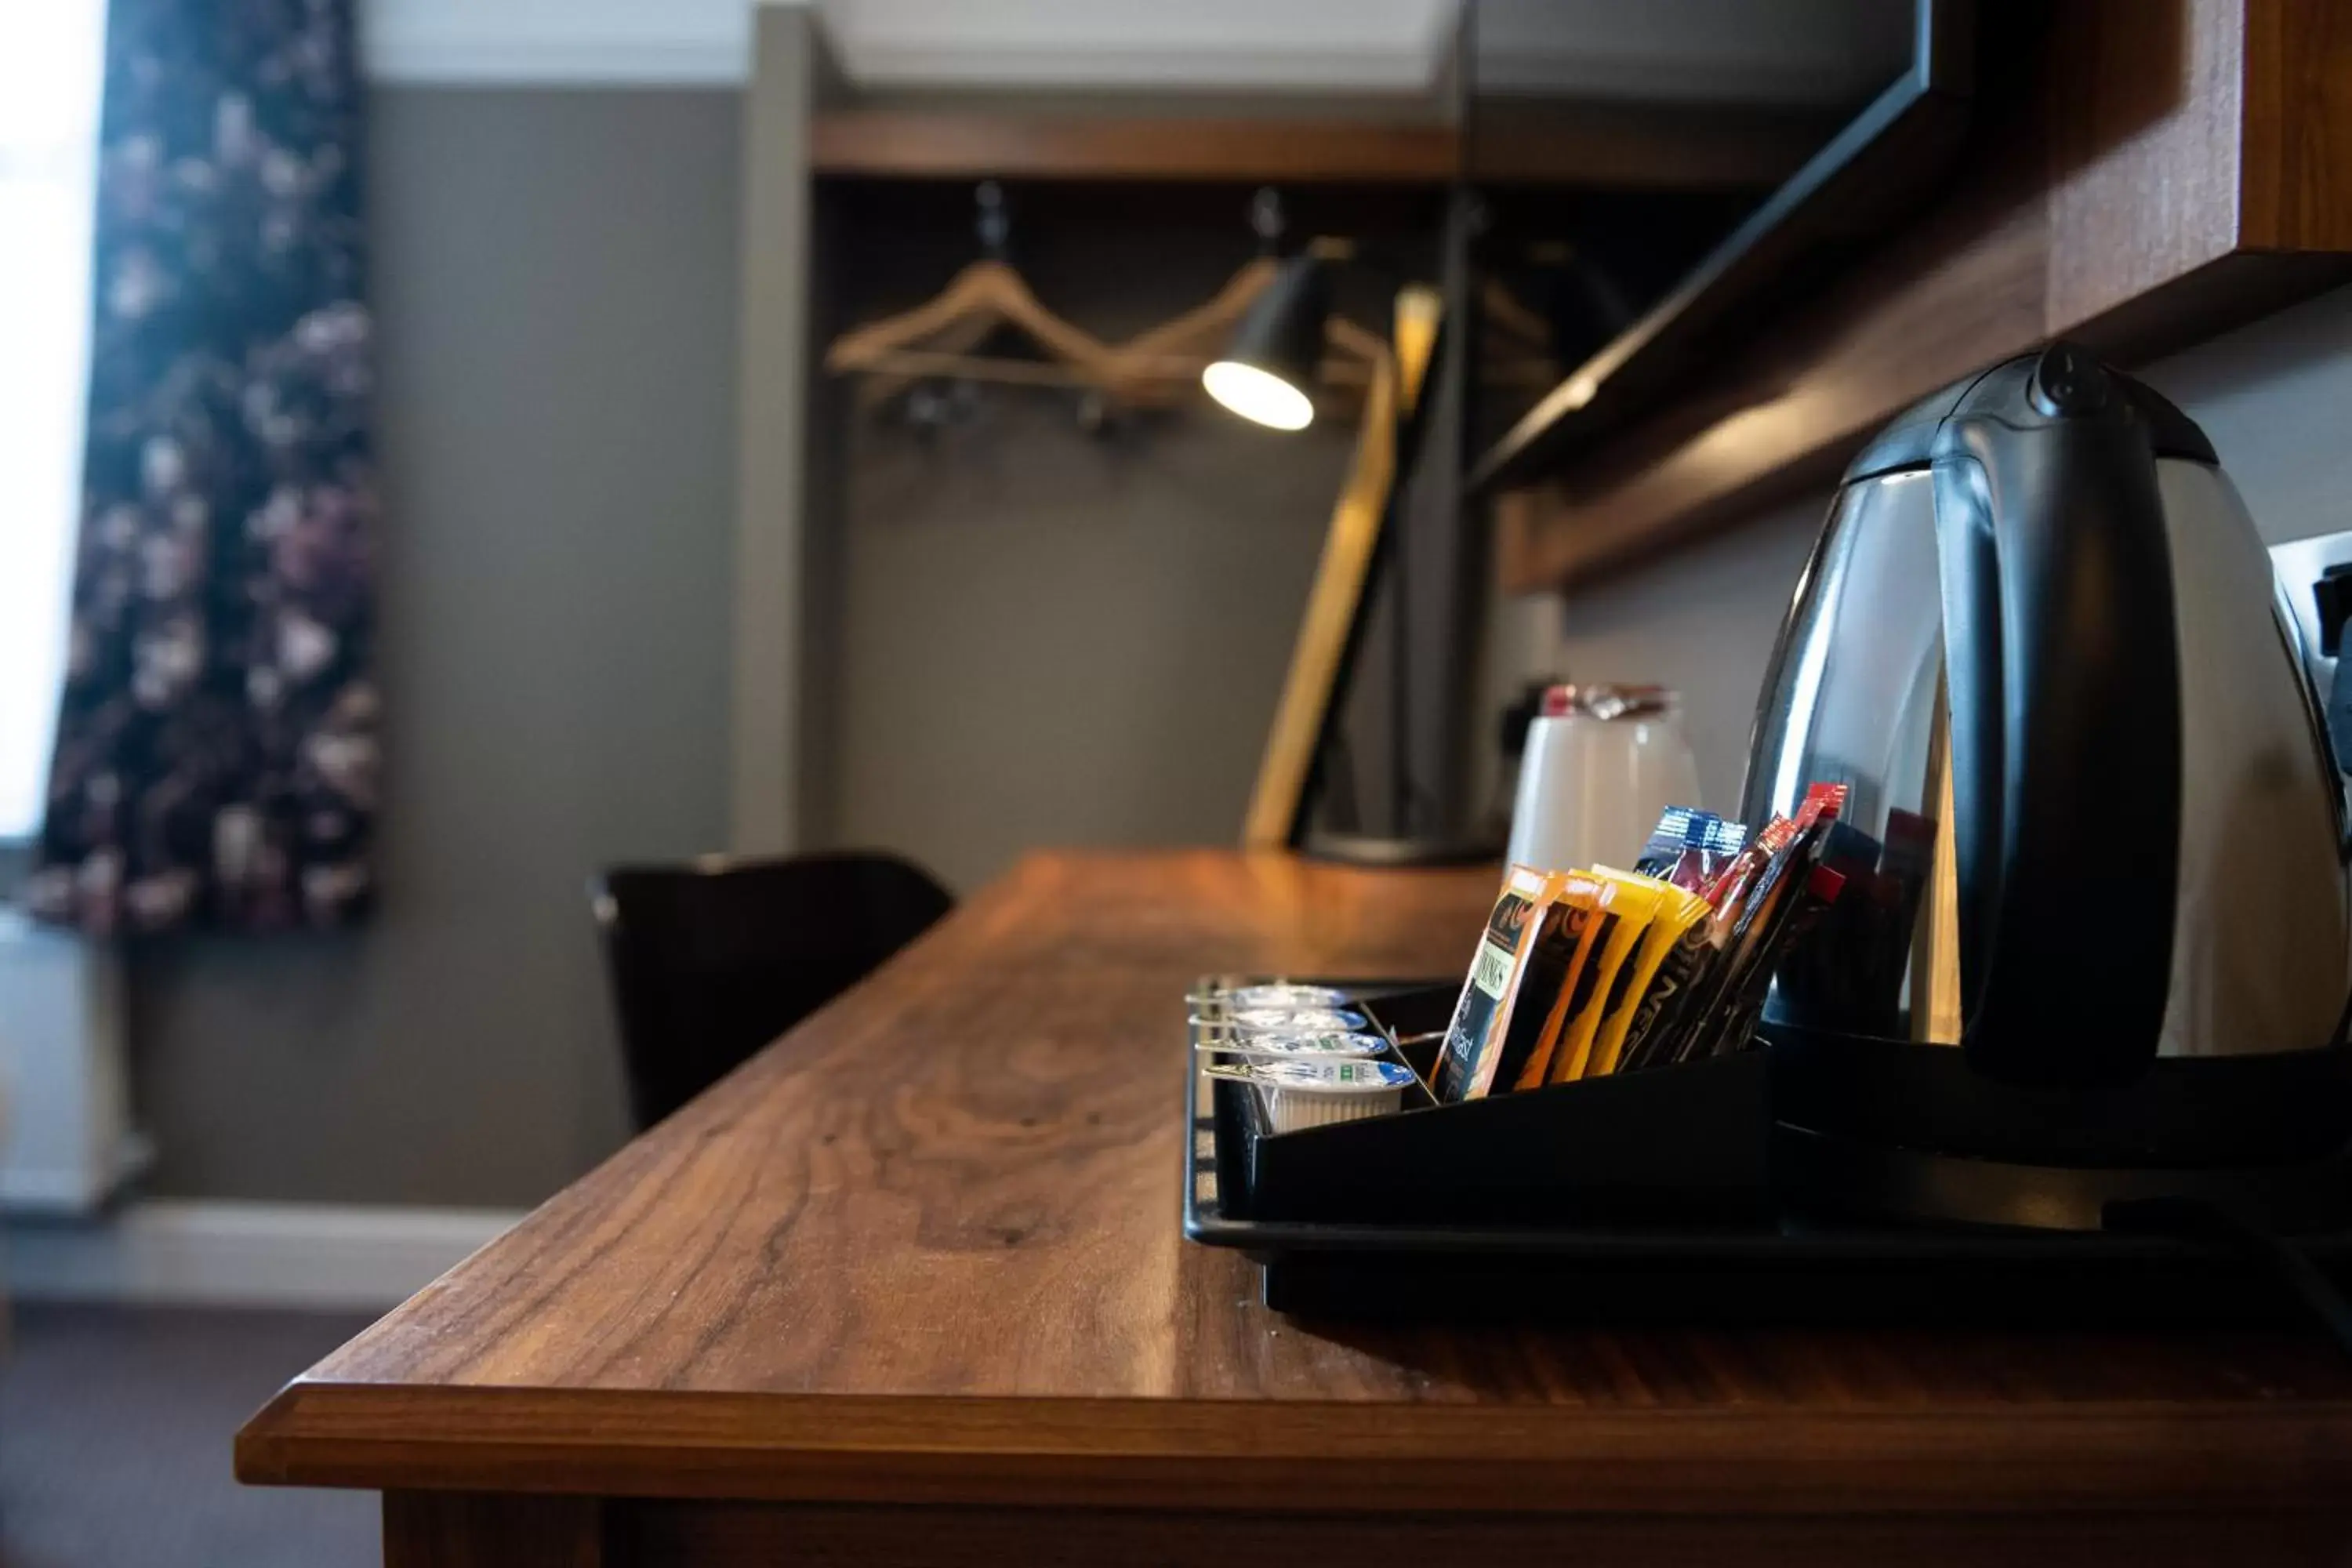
(1182, 977), (2352, 1325)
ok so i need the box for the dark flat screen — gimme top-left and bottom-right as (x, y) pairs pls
(1466, 0), (1974, 492)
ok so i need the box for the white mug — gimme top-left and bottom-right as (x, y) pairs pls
(1506, 684), (1702, 875)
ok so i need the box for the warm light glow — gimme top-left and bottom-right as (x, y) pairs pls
(1203, 360), (1314, 431)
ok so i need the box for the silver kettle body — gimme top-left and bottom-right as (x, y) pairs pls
(1744, 345), (2352, 1226)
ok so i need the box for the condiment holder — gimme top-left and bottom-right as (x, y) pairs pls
(1196, 978), (1772, 1228)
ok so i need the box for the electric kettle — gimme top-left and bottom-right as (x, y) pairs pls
(1743, 342), (2352, 1232)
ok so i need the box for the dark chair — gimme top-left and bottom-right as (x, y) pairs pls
(592, 851), (955, 1130)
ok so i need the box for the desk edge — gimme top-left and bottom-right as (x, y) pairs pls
(236, 1378), (2352, 1513)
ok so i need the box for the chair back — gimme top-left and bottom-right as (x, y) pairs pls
(593, 852), (953, 1129)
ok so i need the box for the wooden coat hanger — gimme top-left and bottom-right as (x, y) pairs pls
(824, 183), (1127, 399)
(826, 187), (1388, 416)
(1099, 254), (1281, 403)
(1094, 190), (1296, 401)
(823, 260), (1127, 382)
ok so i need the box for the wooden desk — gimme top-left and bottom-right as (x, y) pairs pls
(238, 851), (2352, 1566)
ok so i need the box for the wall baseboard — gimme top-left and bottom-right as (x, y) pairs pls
(5, 1201), (528, 1311)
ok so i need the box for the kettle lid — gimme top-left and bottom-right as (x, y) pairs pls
(1842, 343), (2216, 485)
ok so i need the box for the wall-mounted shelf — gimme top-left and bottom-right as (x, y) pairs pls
(808, 104), (1817, 191)
(1490, 0), (2352, 593)
(810, 111), (1458, 184)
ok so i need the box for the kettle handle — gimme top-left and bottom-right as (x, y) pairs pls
(1929, 346), (2182, 1090)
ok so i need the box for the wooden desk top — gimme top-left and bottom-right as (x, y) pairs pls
(238, 850), (2352, 1515)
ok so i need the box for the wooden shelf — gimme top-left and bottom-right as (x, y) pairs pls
(1494, 0), (2352, 594)
(1468, 101), (1835, 192)
(809, 104), (1813, 191)
(810, 111), (1459, 184)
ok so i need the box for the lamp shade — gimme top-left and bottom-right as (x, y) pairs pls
(1203, 252), (1333, 430)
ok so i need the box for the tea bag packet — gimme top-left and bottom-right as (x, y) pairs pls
(1507, 874), (1618, 1090)
(1477, 876), (1610, 1094)
(1611, 893), (1715, 1072)
(1632, 808), (1701, 876)
(1678, 787), (1852, 1062)
(1707, 860), (1849, 1054)
(1546, 875), (1661, 1083)
(1700, 811), (1797, 916)
(1585, 870), (1711, 1078)
(1435, 867), (1556, 1102)
(1633, 808), (1748, 895)
(1689, 846), (1815, 1059)
(1798, 780), (1849, 820)
(1617, 803), (1797, 1068)
(1428, 789), (1863, 1093)
(1631, 813), (1795, 1063)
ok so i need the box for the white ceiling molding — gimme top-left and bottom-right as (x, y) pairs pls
(361, 0), (786, 86)
(806, 0), (1458, 94)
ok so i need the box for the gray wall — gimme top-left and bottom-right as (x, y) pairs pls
(129, 89), (742, 1206)
(1550, 281), (2352, 811)
(829, 401), (1351, 892)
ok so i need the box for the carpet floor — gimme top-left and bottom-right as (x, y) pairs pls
(0, 1303), (381, 1567)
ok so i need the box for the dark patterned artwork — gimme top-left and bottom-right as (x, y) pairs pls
(27, 0), (379, 933)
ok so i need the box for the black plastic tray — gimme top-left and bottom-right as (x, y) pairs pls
(1203, 981), (1772, 1228)
(1182, 977), (2352, 1324)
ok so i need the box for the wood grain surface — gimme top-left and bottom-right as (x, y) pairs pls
(2238, 0), (2352, 251)
(1494, 0), (2352, 592)
(241, 851), (2352, 1515)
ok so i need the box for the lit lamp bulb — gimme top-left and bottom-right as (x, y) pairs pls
(1202, 360), (1314, 430)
